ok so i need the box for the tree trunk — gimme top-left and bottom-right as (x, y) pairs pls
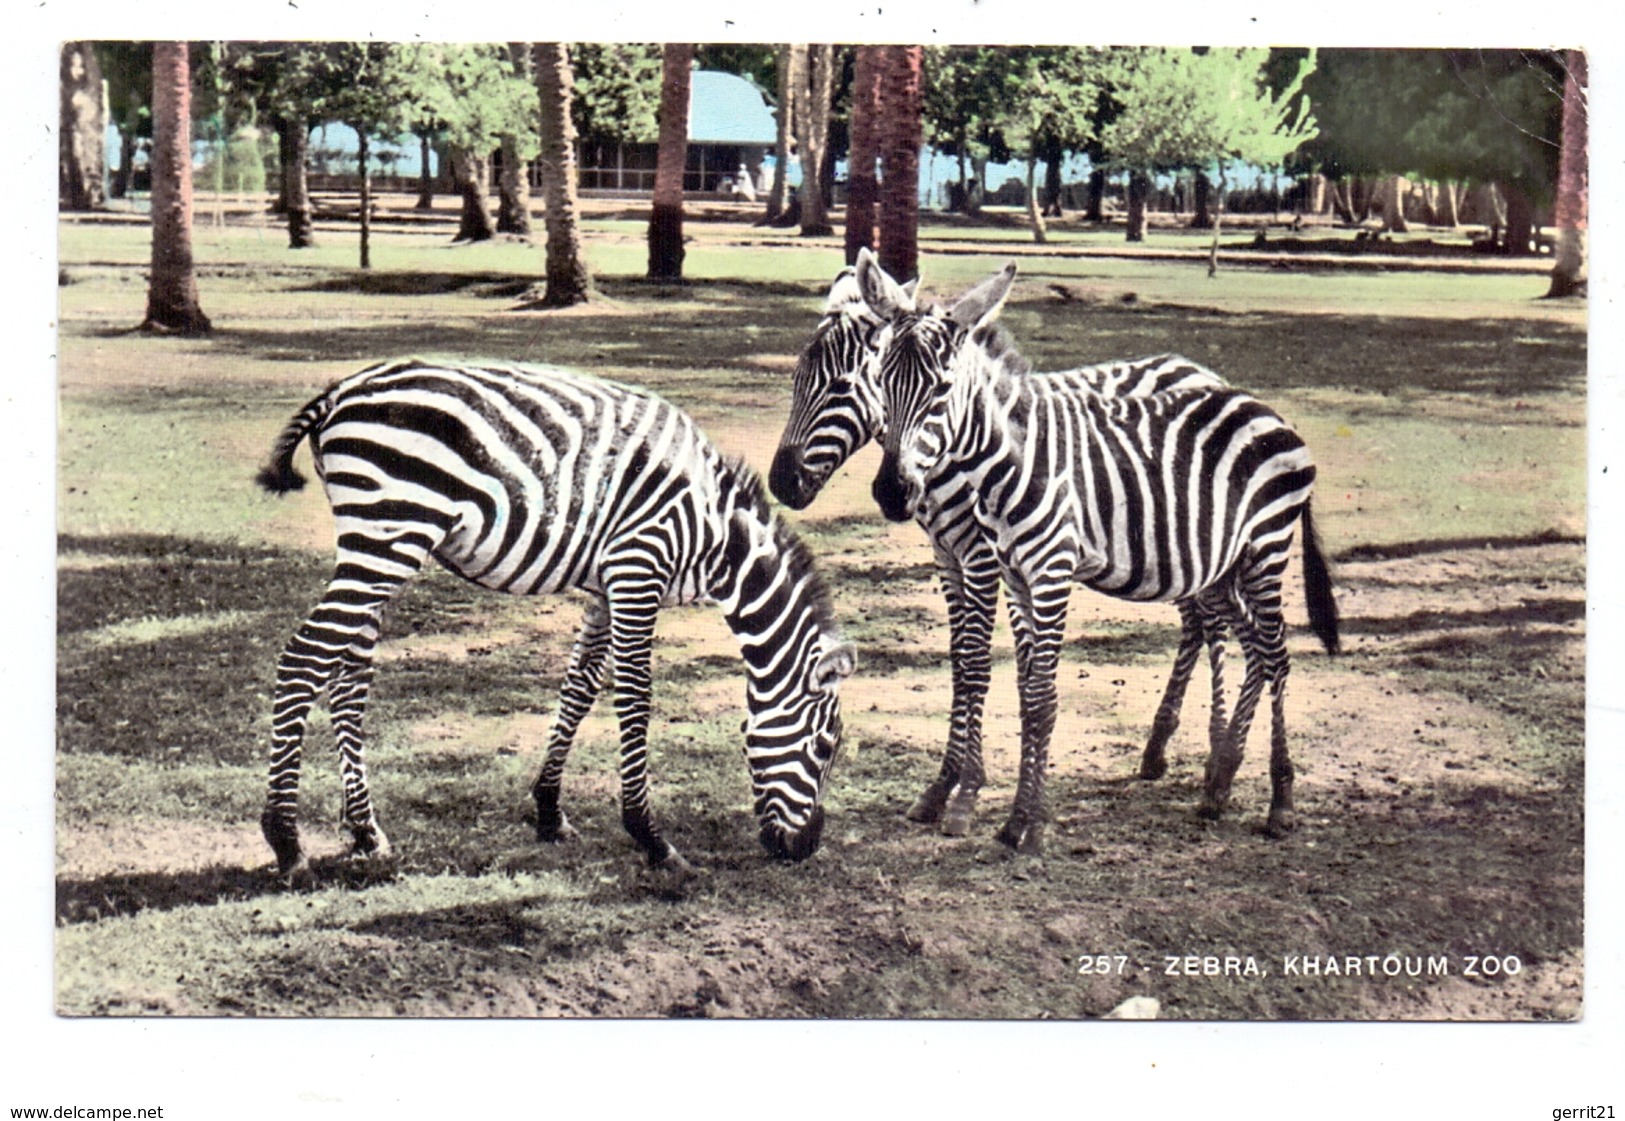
(1547, 50), (1588, 297)
(416, 133), (435, 210)
(648, 42), (694, 280)
(1125, 170), (1150, 242)
(794, 44), (836, 237)
(1025, 157), (1046, 244)
(1329, 178), (1355, 224)
(1380, 174), (1410, 232)
(1190, 170), (1213, 229)
(112, 129), (136, 199)
(762, 44), (795, 226)
(497, 43), (535, 238)
(530, 42), (592, 307)
(1040, 138), (1064, 217)
(452, 148), (496, 242)
(1085, 168), (1105, 223)
(141, 42), (209, 334)
(877, 44), (922, 282)
(357, 131), (373, 269)
(285, 116), (315, 249)
(60, 42), (106, 211)
(1435, 179), (1460, 228)
(1501, 179), (1536, 254)
(844, 45), (882, 264)
(497, 139), (533, 236)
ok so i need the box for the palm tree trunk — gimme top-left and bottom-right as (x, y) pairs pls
(844, 46), (883, 264)
(1547, 50), (1588, 297)
(141, 42), (210, 334)
(877, 44), (922, 281)
(648, 43), (694, 280)
(531, 42), (592, 306)
(59, 42), (106, 211)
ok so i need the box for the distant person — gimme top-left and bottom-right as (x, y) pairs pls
(732, 163), (756, 203)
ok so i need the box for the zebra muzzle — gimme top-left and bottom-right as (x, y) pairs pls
(760, 805), (824, 862)
(871, 452), (916, 523)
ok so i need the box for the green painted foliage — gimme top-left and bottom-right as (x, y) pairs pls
(1098, 47), (1317, 174)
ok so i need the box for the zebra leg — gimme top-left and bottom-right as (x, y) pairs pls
(260, 527), (435, 878)
(1264, 662), (1296, 837)
(1139, 600), (1205, 780)
(531, 598), (612, 843)
(1199, 596), (1285, 826)
(604, 579), (692, 874)
(329, 655), (391, 861)
(910, 545), (998, 835)
(996, 576), (1068, 855)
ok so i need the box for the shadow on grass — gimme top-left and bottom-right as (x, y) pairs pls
(54, 855), (397, 926)
(1336, 530), (1584, 563)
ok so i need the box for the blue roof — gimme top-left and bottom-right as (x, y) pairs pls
(688, 70), (777, 145)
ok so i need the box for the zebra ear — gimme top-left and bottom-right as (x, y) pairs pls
(824, 267), (863, 313)
(948, 261), (1018, 331)
(810, 640), (858, 692)
(855, 247), (915, 319)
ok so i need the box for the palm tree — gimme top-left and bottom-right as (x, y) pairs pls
(648, 42), (694, 280)
(529, 42), (592, 306)
(1547, 50), (1587, 298)
(844, 45), (883, 263)
(141, 42), (210, 335)
(878, 45), (923, 281)
(59, 42), (105, 211)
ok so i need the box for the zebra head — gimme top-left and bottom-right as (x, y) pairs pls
(769, 256), (916, 510)
(745, 632), (857, 861)
(862, 256), (1019, 523)
(722, 490), (859, 861)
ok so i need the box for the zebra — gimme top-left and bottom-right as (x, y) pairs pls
(769, 250), (1243, 839)
(255, 358), (857, 879)
(858, 255), (1338, 853)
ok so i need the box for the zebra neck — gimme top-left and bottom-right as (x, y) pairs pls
(716, 513), (821, 670)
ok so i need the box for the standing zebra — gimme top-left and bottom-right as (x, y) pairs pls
(256, 358), (856, 878)
(770, 251), (1243, 838)
(859, 257), (1338, 853)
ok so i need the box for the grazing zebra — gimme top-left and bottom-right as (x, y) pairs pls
(859, 256), (1338, 853)
(255, 358), (856, 878)
(770, 251), (1238, 838)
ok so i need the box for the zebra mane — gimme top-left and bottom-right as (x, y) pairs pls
(968, 319), (1034, 377)
(719, 455), (840, 637)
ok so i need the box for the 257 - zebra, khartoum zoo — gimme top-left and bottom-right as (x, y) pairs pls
(255, 358), (857, 881)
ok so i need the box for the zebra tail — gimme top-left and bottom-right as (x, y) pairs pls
(255, 390), (334, 495)
(1300, 499), (1340, 655)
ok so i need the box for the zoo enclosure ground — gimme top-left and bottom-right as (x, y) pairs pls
(53, 199), (1585, 1019)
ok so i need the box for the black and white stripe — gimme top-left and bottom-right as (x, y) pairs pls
(857, 256), (1338, 852)
(769, 257), (1251, 840)
(257, 359), (855, 877)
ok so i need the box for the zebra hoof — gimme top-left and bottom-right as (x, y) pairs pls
(1263, 809), (1297, 838)
(940, 794), (978, 837)
(536, 812), (580, 844)
(906, 783), (951, 825)
(995, 819), (1044, 856)
(651, 848), (700, 881)
(1138, 756), (1168, 781)
(347, 823), (392, 861)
